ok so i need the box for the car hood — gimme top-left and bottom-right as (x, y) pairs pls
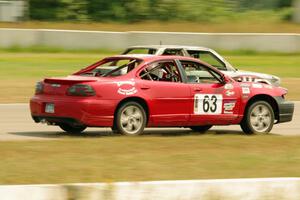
(222, 70), (280, 80)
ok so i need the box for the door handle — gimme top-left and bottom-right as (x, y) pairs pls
(194, 88), (202, 92)
(140, 85), (150, 90)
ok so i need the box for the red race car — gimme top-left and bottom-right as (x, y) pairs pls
(30, 55), (294, 135)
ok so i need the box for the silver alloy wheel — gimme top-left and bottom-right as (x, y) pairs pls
(249, 104), (272, 133)
(120, 105), (143, 135)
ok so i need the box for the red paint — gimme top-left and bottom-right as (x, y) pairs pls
(30, 55), (288, 128)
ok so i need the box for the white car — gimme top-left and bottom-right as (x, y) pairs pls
(122, 45), (281, 86)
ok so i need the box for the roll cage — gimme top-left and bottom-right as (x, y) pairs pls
(137, 58), (226, 84)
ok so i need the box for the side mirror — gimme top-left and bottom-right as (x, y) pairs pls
(222, 75), (230, 84)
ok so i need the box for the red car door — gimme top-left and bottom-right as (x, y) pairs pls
(138, 60), (191, 126)
(178, 59), (241, 126)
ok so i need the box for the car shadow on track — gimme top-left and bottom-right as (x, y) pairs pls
(7, 128), (268, 139)
(8, 130), (114, 139)
(142, 129), (244, 136)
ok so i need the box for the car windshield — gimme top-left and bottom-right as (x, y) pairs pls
(123, 48), (157, 55)
(80, 58), (142, 77)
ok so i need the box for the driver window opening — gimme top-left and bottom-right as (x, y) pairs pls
(180, 60), (221, 84)
(140, 61), (181, 83)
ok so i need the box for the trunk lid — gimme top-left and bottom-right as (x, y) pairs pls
(44, 75), (99, 84)
(42, 75), (100, 95)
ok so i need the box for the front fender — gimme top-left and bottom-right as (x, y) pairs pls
(238, 83), (288, 121)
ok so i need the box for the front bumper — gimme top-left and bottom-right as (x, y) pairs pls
(274, 97), (294, 123)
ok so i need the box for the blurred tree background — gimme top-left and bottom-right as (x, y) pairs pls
(28, 0), (294, 22)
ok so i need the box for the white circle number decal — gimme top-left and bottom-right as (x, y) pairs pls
(194, 94), (223, 114)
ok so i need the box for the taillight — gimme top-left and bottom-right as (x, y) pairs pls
(35, 81), (44, 94)
(67, 84), (95, 96)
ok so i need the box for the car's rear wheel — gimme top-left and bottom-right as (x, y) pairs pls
(190, 125), (213, 133)
(240, 101), (274, 134)
(116, 101), (146, 136)
(59, 123), (86, 134)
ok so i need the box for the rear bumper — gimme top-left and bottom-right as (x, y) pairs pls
(30, 95), (117, 127)
(274, 97), (294, 123)
(32, 116), (82, 126)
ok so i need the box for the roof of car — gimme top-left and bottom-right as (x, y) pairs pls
(126, 45), (212, 51)
(112, 54), (155, 58)
(107, 54), (202, 63)
(108, 54), (155, 60)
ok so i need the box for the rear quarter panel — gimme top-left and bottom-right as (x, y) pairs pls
(90, 78), (152, 116)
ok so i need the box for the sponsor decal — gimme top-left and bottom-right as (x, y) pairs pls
(115, 81), (137, 95)
(240, 83), (251, 87)
(254, 78), (268, 84)
(242, 95), (249, 99)
(242, 87), (250, 94)
(224, 84), (233, 90)
(242, 76), (253, 82)
(223, 102), (236, 114)
(252, 83), (263, 88)
(264, 85), (273, 89)
(194, 94), (223, 115)
(225, 90), (235, 97)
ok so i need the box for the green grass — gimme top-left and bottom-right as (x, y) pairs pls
(1, 52), (299, 79)
(1, 135), (300, 184)
(0, 53), (105, 79)
(224, 55), (300, 78)
(1, 21), (300, 33)
(0, 52), (299, 102)
(0, 45), (120, 54)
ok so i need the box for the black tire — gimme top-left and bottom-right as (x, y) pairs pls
(190, 125), (213, 133)
(115, 101), (147, 136)
(59, 123), (86, 134)
(240, 101), (274, 134)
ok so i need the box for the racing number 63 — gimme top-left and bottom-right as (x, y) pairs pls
(203, 95), (217, 113)
(194, 94), (223, 114)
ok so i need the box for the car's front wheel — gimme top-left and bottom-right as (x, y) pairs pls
(190, 125), (213, 133)
(116, 101), (147, 136)
(240, 101), (274, 134)
(59, 123), (86, 134)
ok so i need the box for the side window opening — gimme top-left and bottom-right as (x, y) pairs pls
(140, 61), (181, 83)
(187, 50), (200, 58)
(181, 60), (222, 84)
(187, 50), (226, 71)
(80, 58), (141, 77)
(125, 48), (157, 55)
(162, 49), (184, 56)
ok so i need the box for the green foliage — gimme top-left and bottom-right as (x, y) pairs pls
(28, 0), (294, 22)
(58, 0), (89, 21)
(237, 0), (293, 10)
(29, 0), (62, 20)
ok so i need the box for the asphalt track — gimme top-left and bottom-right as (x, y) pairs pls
(0, 102), (299, 141)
